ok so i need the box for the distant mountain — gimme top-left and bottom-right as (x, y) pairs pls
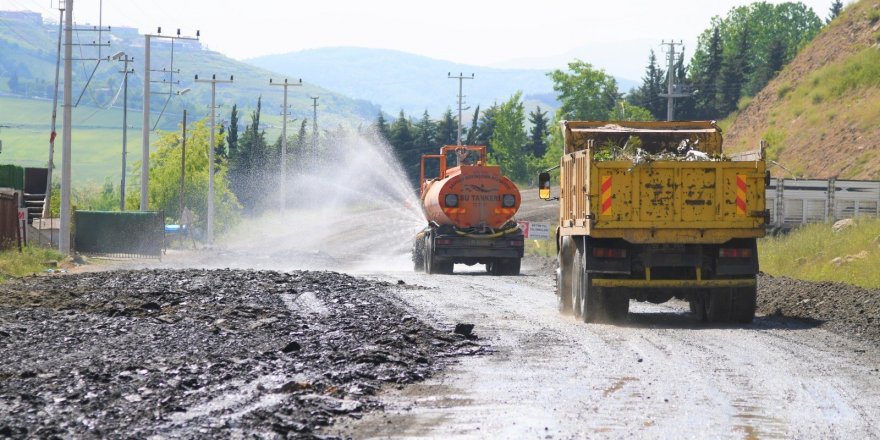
(247, 47), (576, 118)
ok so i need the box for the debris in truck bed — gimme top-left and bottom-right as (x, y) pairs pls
(593, 133), (730, 165)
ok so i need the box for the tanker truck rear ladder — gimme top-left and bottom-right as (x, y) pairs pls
(413, 145), (524, 275)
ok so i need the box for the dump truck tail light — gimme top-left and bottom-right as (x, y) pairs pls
(593, 248), (626, 258)
(719, 248), (752, 258)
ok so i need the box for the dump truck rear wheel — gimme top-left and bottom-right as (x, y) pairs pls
(707, 288), (733, 323)
(602, 289), (629, 322)
(574, 243), (602, 323)
(730, 284), (757, 323)
(412, 238), (425, 272)
(689, 290), (708, 322)
(502, 258), (521, 275)
(571, 244), (584, 320)
(557, 237), (575, 315)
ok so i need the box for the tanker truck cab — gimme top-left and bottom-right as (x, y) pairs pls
(412, 145), (525, 276)
(539, 121), (767, 324)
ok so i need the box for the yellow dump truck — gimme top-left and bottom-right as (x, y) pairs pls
(538, 121), (767, 324)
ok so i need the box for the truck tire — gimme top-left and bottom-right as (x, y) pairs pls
(689, 290), (708, 322)
(730, 283), (757, 323)
(602, 288), (629, 322)
(425, 235), (437, 275)
(574, 243), (602, 323)
(557, 236), (575, 314)
(502, 258), (521, 276)
(412, 238), (425, 272)
(707, 288), (733, 323)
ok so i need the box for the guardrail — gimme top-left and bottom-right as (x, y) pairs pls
(767, 178), (880, 229)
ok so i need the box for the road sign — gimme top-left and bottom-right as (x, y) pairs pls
(18, 208), (27, 222)
(517, 221), (551, 240)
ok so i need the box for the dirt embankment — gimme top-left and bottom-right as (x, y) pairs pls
(0, 269), (483, 439)
(758, 274), (880, 344)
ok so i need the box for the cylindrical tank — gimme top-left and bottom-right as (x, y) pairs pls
(422, 164), (520, 230)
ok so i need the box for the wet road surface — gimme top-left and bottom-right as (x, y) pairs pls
(336, 263), (880, 439)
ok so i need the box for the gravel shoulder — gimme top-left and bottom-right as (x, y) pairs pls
(0, 269), (484, 439)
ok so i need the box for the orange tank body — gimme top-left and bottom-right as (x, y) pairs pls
(420, 146), (520, 230)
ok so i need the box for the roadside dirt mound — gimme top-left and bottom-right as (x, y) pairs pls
(725, 0), (880, 179)
(0, 270), (484, 439)
(758, 273), (880, 345)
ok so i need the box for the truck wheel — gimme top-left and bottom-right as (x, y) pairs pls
(557, 237), (576, 314)
(501, 258), (521, 276)
(574, 243), (602, 323)
(424, 235), (436, 274)
(490, 259), (502, 276)
(571, 242), (585, 320)
(412, 238), (425, 272)
(437, 260), (454, 274)
(689, 290), (708, 322)
(602, 288), (629, 322)
(730, 283), (757, 323)
(707, 288), (733, 323)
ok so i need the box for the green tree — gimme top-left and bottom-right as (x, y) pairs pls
(720, 28), (750, 114)
(607, 102), (655, 121)
(228, 97), (274, 214)
(139, 119), (241, 234)
(527, 106), (549, 157)
(549, 60), (619, 121)
(414, 110), (436, 150)
(827, 0), (843, 23)
(226, 105), (239, 158)
(390, 110), (415, 161)
(690, 26), (724, 118)
(374, 112), (391, 143)
(488, 92), (535, 184)
(474, 103), (498, 147)
(465, 105), (480, 145)
(627, 50), (666, 119)
(436, 109), (458, 146)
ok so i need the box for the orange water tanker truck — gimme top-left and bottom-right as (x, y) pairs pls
(412, 145), (524, 275)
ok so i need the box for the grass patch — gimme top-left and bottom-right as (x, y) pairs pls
(776, 84), (792, 100)
(868, 8), (880, 23)
(525, 239), (555, 257)
(0, 245), (64, 281)
(737, 95), (754, 111)
(759, 217), (880, 288)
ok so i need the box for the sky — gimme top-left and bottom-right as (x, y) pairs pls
(1, 0), (842, 80)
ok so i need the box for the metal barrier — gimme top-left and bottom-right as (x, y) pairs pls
(0, 190), (21, 251)
(767, 178), (880, 229)
(73, 211), (164, 258)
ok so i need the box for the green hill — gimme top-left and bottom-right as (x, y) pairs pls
(723, 0), (880, 179)
(0, 10), (381, 183)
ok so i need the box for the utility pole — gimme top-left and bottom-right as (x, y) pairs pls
(270, 78), (302, 213)
(658, 40), (691, 121)
(179, 109), (187, 219)
(194, 74), (233, 246)
(59, 0), (73, 254)
(42, 5), (64, 220)
(448, 72), (474, 145)
(309, 96), (319, 153)
(141, 27), (199, 211)
(112, 51), (134, 211)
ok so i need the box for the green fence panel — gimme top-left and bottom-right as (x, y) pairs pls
(0, 165), (24, 191)
(74, 211), (164, 258)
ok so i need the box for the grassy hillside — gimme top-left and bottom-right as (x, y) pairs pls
(0, 10), (380, 183)
(724, 0), (880, 179)
(760, 218), (880, 288)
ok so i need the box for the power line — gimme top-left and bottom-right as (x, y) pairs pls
(270, 77), (302, 214)
(194, 73), (233, 246)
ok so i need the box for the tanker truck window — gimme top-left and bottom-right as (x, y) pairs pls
(423, 157), (441, 180)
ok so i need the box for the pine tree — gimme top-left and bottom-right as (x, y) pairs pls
(227, 105), (239, 158)
(474, 103), (498, 147)
(528, 106), (549, 157)
(390, 110), (414, 159)
(414, 110), (436, 151)
(828, 0), (843, 23)
(719, 30), (750, 115)
(436, 109), (458, 146)
(692, 27), (723, 119)
(627, 50), (666, 120)
(374, 112), (391, 143)
(465, 105), (480, 145)
(228, 97), (272, 214)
